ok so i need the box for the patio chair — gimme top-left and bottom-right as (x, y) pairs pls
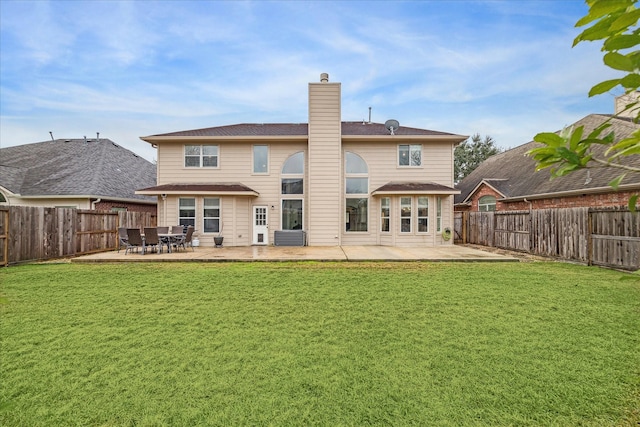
(176, 226), (195, 252)
(117, 227), (128, 252)
(171, 225), (184, 235)
(157, 226), (169, 234)
(143, 227), (161, 254)
(125, 228), (143, 255)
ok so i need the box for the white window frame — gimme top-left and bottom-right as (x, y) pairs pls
(436, 197), (442, 232)
(417, 197), (429, 233)
(479, 195), (497, 212)
(203, 197), (221, 234)
(398, 144), (422, 167)
(281, 198), (304, 230)
(179, 197), (196, 228)
(252, 145), (269, 175)
(184, 144), (219, 168)
(400, 197), (412, 233)
(381, 197), (390, 233)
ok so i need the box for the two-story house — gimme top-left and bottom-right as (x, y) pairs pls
(137, 74), (466, 247)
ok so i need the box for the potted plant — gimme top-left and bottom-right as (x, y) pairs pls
(214, 225), (223, 247)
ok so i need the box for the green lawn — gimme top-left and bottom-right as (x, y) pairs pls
(1, 261), (639, 426)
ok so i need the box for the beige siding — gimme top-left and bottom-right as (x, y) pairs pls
(156, 142), (306, 246)
(340, 141), (456, 245)
(307, 82), (342, 246)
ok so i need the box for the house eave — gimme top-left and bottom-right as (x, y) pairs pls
(501, 183), (640, 202)
(140, 135), (308, 144)
(342, 134), (468, 143)
(136, 190), (259, 196)
(372, 189), (460, 196)
(11, 194), (157, 205)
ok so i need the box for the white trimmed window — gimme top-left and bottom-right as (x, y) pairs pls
(179, 198), (196, 227)
(185, 145), (218, 168)
(345, 152), (369, 232)
(479, 195), (497, 212)
(203, 198), (220, 233)
(281, 152), (305, 230)
(381, 197), (390, 232)
(417, 197), (429, 233)
(253, 145), (268, 174)
(401, 197), (412, 233)
(398, 144), (421, 167)
(436, 197), (442, 232)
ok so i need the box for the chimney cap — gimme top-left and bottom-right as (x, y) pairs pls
(320, 73), (329, 83)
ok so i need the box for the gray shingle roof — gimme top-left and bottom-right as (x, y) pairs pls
(455, 114), (640, 204)
(0, 138), (157, 202)
(147, 121), (460, 138)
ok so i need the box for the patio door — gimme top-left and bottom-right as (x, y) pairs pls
(253, 205), (269, 245)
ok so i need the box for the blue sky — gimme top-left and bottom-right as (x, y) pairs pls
(0, 0), (622, 162)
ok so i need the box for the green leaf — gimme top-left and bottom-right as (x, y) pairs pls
(589, 79), (622, 96)
(629, 194), (638, 212)
(603, 33), (640, 50)
(587, 122), (613, 139)
(575, 0), (633, 27)
(533, 132), (566, 147)
(574, 15), (619, 45)
(609, 173), (627, 189)
(604, 51), (635, 71)
(569, 126), (584, 150)
(620, 73), (640, 90)
(610, 8), (640, 32)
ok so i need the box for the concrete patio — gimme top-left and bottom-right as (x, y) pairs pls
(73, 244), (519, 263)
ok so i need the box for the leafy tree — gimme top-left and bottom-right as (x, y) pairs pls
(527, 0), (640, 209)
(454, 134), (501, 183)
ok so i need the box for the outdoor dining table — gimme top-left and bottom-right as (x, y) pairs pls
(158, 233), (184, 253)
(139, 231), (184, 254)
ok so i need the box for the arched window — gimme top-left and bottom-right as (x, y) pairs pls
(281, 152), (304, 230)
(345, 152), (369, 232)
(479, 195), (496, 212)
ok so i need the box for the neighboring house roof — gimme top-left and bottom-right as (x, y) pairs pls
(0, 138), (157, 203)
(455, 114), (640, 205)
(142, 121), (464, 140)
(137, 183), (258, 196)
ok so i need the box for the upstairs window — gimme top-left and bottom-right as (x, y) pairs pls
(345, 152), (369, 232)
(398, 144), (421, 167)
(281, 152), (304, 195)
(253, 145), (269, 174)
(479, 195), (497, 212)
(185, 145), (218, 168)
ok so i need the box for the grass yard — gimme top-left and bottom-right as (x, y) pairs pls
(1, 261), (639, 426)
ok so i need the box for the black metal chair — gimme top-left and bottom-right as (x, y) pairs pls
(143, 227), (161, 254)
(125, 228), (143, 254)
(176, 226), (195, 251)
(117, 227), (128, 253)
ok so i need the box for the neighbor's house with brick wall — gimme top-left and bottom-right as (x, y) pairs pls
(455, 111), (640, 212)
(0, 138), (157, 213)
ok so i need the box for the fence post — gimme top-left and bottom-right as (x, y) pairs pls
(587, 209), (593, 266)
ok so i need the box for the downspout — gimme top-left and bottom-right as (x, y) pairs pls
(91, 198), (102, 210)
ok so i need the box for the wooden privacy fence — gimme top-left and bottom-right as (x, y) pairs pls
(455, 207), (640, 270)
(0, 206), (156, 266)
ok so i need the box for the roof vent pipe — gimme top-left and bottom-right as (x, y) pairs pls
(84, 136), (88, 143)
(49, 131), (54, 142)
(368, 107), (372, 124)
(96, 132), (100, 142)
(320, 73), (329, 83)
